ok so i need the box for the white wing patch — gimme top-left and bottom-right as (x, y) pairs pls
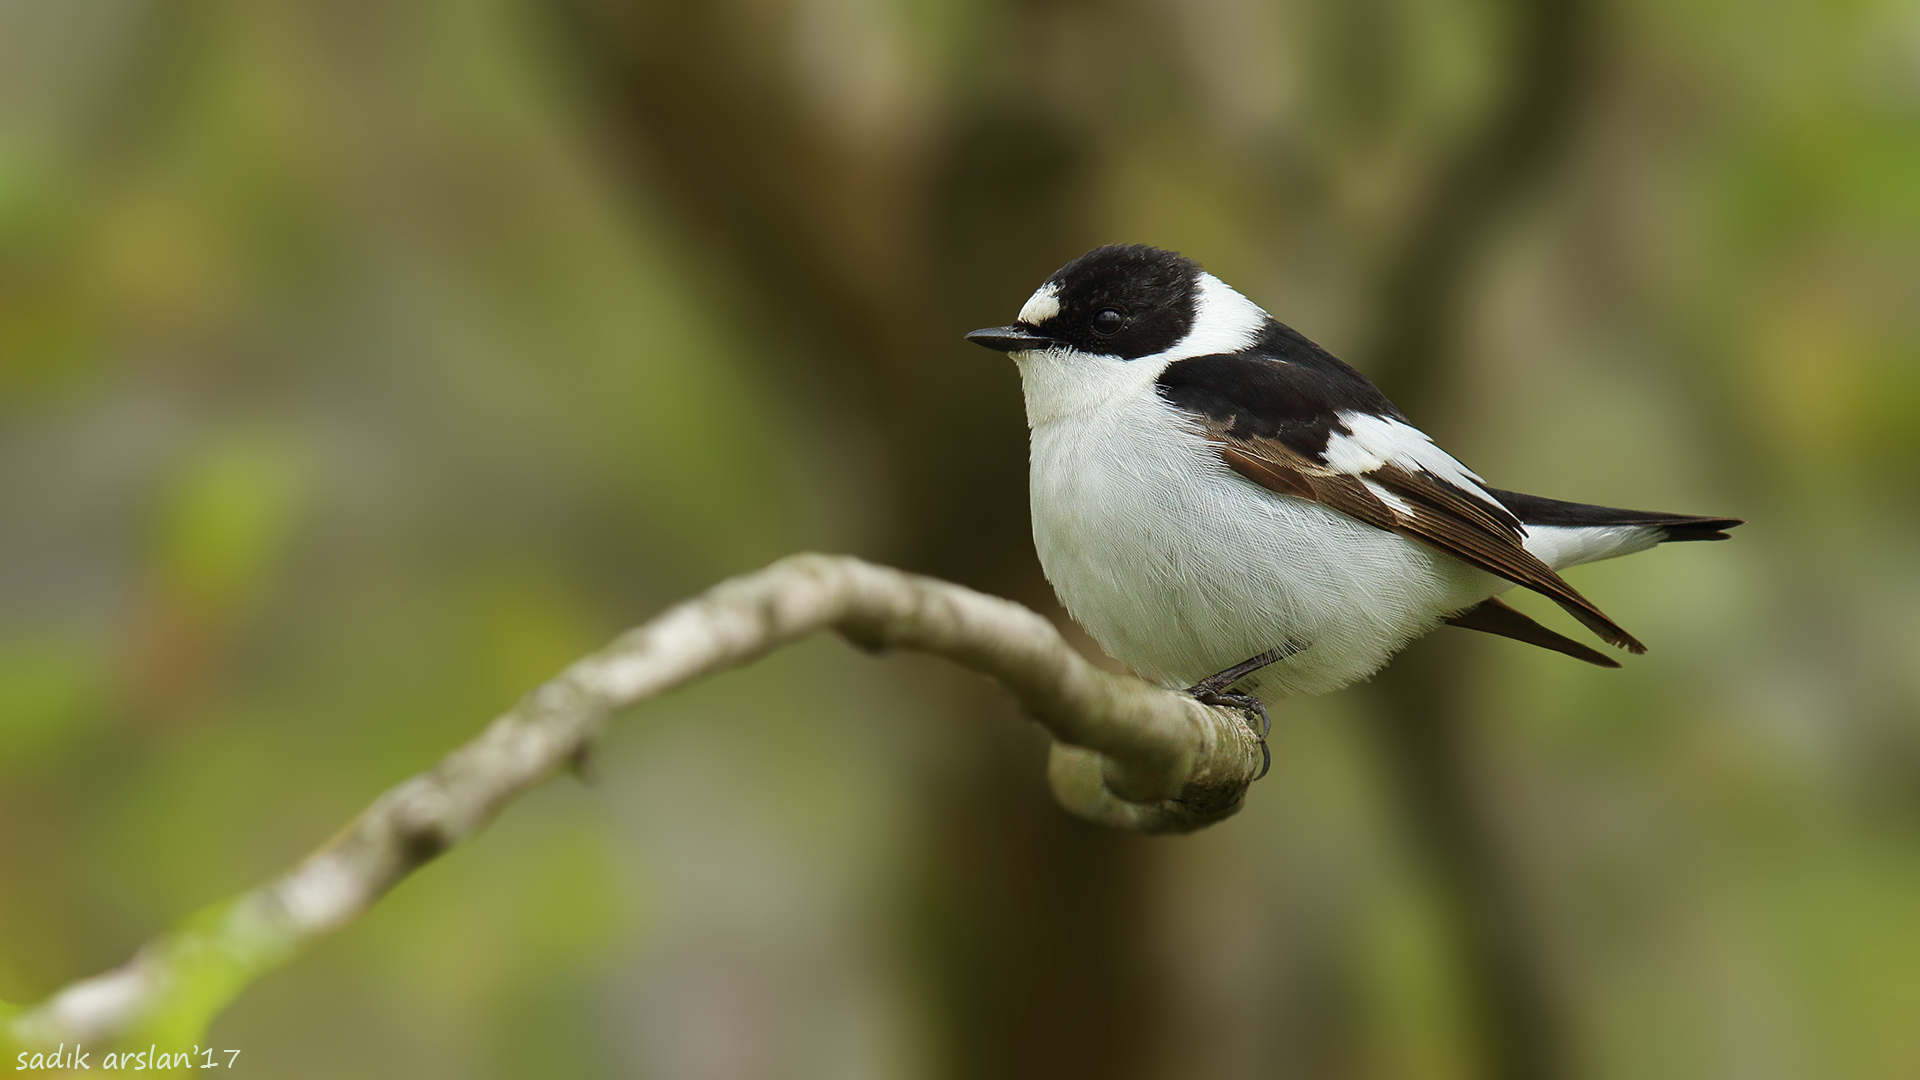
(1019, 281), (1062, 325)
(1324, 411), (1488, 495)
(1360, 478), (1413, 517)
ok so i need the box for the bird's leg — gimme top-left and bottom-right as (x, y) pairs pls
(1182, 641), (1306, 782)
(1185, 641), (1305, 717)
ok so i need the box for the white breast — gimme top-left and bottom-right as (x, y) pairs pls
(1019, 353), (1501, 697)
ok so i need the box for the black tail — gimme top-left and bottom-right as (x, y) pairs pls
(1486, 488), (1744, 542)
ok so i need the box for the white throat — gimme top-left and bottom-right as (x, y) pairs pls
(1010, 271), (1270, 429)
(1013, 348), (1162, 427)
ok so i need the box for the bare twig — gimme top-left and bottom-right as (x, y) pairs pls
(3, 554), (1261, 1052)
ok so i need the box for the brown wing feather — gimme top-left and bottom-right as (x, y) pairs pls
(1208, 427), (1646, 654)
(1443, 598), (1622, 667)
(1219, 445), (1396, 531)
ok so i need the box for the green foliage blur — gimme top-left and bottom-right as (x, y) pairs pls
(1, 0), (1916, 1077)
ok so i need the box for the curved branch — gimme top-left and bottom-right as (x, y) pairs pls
(4, 554), (1261, 1052)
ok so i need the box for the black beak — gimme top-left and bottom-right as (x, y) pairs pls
(965, 325), (1061, 353)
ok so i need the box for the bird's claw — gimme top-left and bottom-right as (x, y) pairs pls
(1185, 686), (1272, 781)
(1189, 687), (1270, 739)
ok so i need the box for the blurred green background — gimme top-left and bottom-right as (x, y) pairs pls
(2, 0), (1916, 1077)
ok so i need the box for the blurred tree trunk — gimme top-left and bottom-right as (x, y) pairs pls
(542, 2), (1172, 1077)
(1361, 0), (1600, 1078)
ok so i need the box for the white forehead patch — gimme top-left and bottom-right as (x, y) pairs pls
(1171, 273), (1268, 357)
(1019, 281), (1062, 325)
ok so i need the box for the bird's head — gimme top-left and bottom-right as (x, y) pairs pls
(967, 244), (1272, 422)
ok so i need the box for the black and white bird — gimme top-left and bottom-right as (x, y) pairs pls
(966, 243), (1740, 714)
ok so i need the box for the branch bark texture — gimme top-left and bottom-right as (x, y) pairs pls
(3, 554), (1261, 1052)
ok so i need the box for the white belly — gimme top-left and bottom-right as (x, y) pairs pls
(1028, 392), (1501, 697)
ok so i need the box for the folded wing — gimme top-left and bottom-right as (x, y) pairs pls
(1213, 432), (1648, 653)
(1155, 343), (1648, 654)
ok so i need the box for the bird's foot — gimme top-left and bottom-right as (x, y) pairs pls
(1185, 686), (1272, 781)
(1183, 643), (1303, 784)
(1188, 687), (1271, 739)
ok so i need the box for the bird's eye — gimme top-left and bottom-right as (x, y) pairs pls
(1092, 309), (1126, 335)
